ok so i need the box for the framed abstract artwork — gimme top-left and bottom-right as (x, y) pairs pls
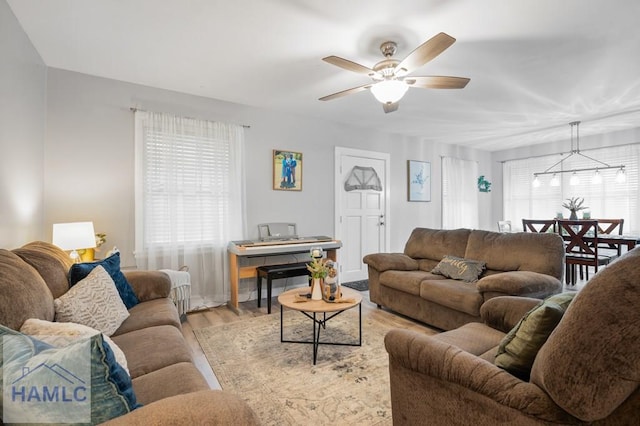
(273, 150), (302, 191)
(408, 160), (431, 202)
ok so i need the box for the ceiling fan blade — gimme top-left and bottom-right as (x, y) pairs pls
(405, 76), (470, 89)
(383, 102), (399, 113)
(394, 32), (456, 76)
(319, 84), (372, 101)
(322, 56), (378, 77)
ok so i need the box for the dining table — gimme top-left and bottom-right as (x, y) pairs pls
(523, 218), (639, 251)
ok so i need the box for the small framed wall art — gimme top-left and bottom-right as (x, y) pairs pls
(407, 160), (431, 202)
(273, 150), (302, 191)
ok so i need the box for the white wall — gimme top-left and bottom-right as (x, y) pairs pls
(44, 69), (494, 268)
(0, 0), (47, 248)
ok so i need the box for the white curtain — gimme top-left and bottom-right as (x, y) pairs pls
(134, 111), (246, 309)
(442, 156), (479, 229)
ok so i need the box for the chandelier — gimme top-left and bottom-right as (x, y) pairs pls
(532, 121), (626, 187)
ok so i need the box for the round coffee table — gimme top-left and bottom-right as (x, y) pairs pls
(278, 286), (363, 365)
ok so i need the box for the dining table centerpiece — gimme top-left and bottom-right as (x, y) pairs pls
(562, 197), (588, 220)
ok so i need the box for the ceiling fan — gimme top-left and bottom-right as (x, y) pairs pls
(319, 32), (470, 113)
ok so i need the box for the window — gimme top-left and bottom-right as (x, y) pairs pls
(134, 110), (245, 307)
(503, 144), (640, 233)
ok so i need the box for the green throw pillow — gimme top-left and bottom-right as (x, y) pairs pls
(431, 255), (486, 282)
(495, 292), (576, 379)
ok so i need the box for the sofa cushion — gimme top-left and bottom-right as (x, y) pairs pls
(380, 270), (446, 296)
(433, 322), (505, 356)
(495, 292), (575, 380)
(431, 255), (486, 282)
(531, 247), (640, 421)
(20, 318), (129, 375)
(54, 266), (130, 336)
(419, 279), (483, 317)
(404, 228), (471, 260)
(464, 230), (565, 280)
(70, 253), (139, 309)
(131, 362), (210, 405)
(0, 249), (55, 330)
(0, 325), (139, 424)
(110, 325), (193, 379)
(113, 298), (181, 335)
(13, 241), (73, 299)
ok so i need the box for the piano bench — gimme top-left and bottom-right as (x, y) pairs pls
(256, 262), (310, 314)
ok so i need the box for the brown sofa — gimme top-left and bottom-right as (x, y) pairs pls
(384, 246), (640, 425)
(363, 228), (565, 330)
(0, 241), (258, 425)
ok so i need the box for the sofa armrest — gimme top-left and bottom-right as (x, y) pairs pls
(480, 296), (541, 333)
(362, 253), (418, 272)
(384, 329), (575, 424)
(477, 271), (562, 299)
(123, 270), (172, 302)
(100, 390), (259, 425)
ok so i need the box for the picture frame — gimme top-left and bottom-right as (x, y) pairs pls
(273, 150), (302, 191)
(408, 160), (431, 202)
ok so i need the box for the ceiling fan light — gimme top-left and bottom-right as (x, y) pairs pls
(616, 167), (626, 183)
(569, 172), (580, 186)
(370, 80), (408, 104)
(592, 169), (603, 184)
(550, 174), (560, 187)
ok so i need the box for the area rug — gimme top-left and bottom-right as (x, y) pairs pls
(341, 279), (368, 291)
(194, 309), (436, 425)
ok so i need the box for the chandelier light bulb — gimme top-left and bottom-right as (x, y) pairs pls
(550, 174), (560, 187)
(569, 172), (580, 186)
(591, 169), (603, 184)
(370, 80), (409, 104)
(616, 167), (626, 183)
(532, 175), (541, 187)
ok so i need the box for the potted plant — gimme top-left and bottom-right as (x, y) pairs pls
(562, 197), (588, 220)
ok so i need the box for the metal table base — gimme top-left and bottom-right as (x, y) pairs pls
(280, 303), (362, 365)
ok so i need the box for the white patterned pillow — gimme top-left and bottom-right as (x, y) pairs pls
(20, 318), (129, 375)
(54, 265), (129, 336)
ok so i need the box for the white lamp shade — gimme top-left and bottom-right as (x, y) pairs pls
(52, 222), (97, 250)
(616, 168), (627, 183)
(592, 170), (603, 184)
(569, 172), (580, 186)
(550, 174), (560, 187)
(370, 80), (408, 104)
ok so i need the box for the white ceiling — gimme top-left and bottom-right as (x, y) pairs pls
(8, 0), (640, 151)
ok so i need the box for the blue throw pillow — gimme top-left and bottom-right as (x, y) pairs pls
(1, 324), (140, 424)
(69, 253), (139, 309)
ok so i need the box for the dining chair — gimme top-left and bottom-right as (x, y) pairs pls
(497, 220), (512, 233)
(556, 219), (612, 285)
(594, 218), (624, 255)
(522, 219), (556, 233)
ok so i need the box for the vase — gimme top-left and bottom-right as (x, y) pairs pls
(569, 210), (578, 220)
(79, 248), (95, 262)
(311, 278), (323, 300)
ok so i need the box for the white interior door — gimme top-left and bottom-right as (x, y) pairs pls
(334, 147), (390, 283)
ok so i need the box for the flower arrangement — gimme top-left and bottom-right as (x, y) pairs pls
(306, 256), (329, 279)
(95, 233), (107, 248)
(562, 197), (588, 219)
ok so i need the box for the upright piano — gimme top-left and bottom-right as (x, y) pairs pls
(227, 236), (342, 313)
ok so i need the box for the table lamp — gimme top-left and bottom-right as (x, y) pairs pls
(52, 221), (97, 263)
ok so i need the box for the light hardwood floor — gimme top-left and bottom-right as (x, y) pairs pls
(181, 289), (437, 389)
